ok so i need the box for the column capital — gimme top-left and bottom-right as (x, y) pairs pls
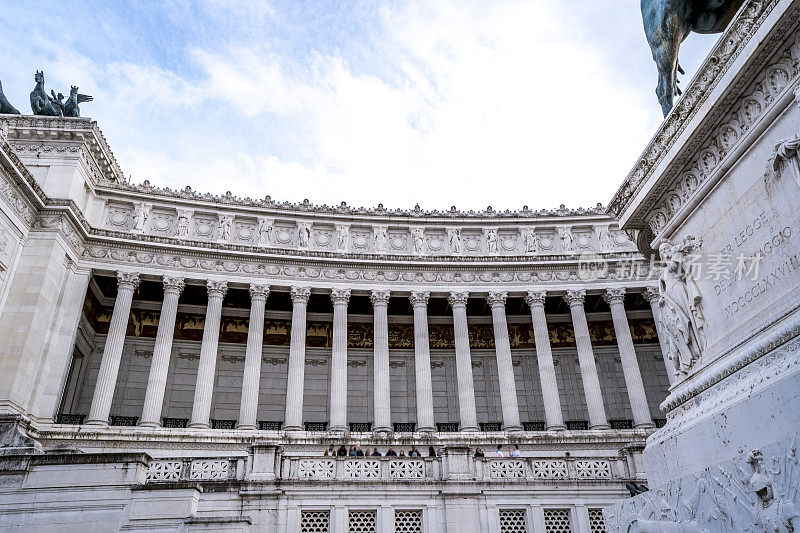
(642, 287), (660, 302)
(486, 291), (507, 308)
(330, 288), (351, 305)
(117, 271), (140, 290)
(249, 283), (270, 301)
(163, 276), (185, 294)
(409, 291), (430, 307)
(207, 280), (228, 297)
(448, 291), (469, 307)
(370, 289), (391, 306)
(290, 286), (311, 303)
(524, 290), (547, 307)
(563, 289), (586, 307)
(603, 287), (627, 305)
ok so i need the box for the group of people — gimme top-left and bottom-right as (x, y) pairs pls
(325, 444), (437, 457)
(473, 444), (521, 458)
(324, 444), (522, 458)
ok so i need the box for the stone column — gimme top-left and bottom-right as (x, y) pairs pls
(524, 290), (565, 431)
(139, 276), (185, 427)
(449, 292), (478, 432)
(189, 280), (228, 428)
(371, 289), (392, 437)
(564, 289), (609, 429)
(86, 272), (140, 426)
(238, 284), (270, 430)
(604, 288), (655, 428)
(410, 291), (435, 433)
(284, 286), (311, 432)
(486, 292), (522, 432)
(643, 287), (675, 386)
(328, 288), (351, 435)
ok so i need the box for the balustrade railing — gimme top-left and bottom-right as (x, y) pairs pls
(284, 456), (435, 481)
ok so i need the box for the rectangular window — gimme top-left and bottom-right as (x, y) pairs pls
(349, 510), (377, 533)
(394, 510), (422, 532)
(499, 509), (527, 532)
(300, 510), (330, 533)
(543, 509), (572, 532)
(588, 508), (606, 533)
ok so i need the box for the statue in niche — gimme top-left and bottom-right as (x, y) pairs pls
(176, 210), (191, 237)
(412, 228), (425, 255)
(598, 225), (612, 250)
(449, 228), (461, 254)
(298, 223), (310, 248)
(523, 227), (536, 253)
(131, 202), (150, 232)
(30, 71), (62, 116)
(336, 224), (348, 251)
(642, 0), (744, 116)
(0, 81), (20, 114)
(258, 218), (273, 245)
(658, 236), (707, 376)
(486, 229), (498, 254)
(218, 216), (232, 241)
(559, 227), (573, 252)
(374, 226), (387, 252)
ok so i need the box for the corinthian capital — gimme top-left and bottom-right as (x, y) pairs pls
(642, 287), (660, 302)
(524, 290), (547, 307)
(330, 288), (351, 305)
(486, 291), (507, 308)
(409, 291), (430, 307)
(370, 289), (391, 306)
(207, 280), (228, 297)
(249, 283), (270, 301)
(163, 276), (185, 294)
(602, 288), (626, 305)
(563, 289), (586, 307)
(290, 286), (311, 303)
(117, 271), (140, 290)
(448, 291), (469, 307)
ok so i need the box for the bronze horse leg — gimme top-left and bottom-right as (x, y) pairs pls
(642, 0), (690, 117)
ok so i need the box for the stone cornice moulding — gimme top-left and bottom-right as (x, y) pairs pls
(608, 0), (788, 225)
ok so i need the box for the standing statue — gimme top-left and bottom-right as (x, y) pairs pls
(642, 0), (744, 116)
(658, 236), (707, 376)
(57, 86), (93, 117)
(449, 228), (461, 254)
(30, 71), (62, 116)
(0, 81), (20, 114)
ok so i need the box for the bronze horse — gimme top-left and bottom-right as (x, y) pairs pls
(642, 0), (744, 116)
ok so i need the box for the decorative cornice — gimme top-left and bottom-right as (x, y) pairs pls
(563, 289), (586, 307)
(370, 290), (391, 306)
(409, 291), (430, 307)
(330, 288), (351, 305)
(524, 290), (547, 307)
(162, 276), (185, 294)
(248, 283), (270, 300)
(116, 271), (140, 289)
(206, 280), (228, 297)
(290, 286), (311, 303)
(448, 292), (470, 307)
(486, 291), (507, 308)
(602, 288), (626, 305)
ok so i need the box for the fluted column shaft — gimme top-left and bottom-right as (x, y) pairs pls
(284, 287), (311, 431)
(487, 292), (522, 432)
(189, 281), (228, 428)
(411, 292), (435, 433)
(86, 272), (140, 425)
(564, 290), (609, 429)
(605, 289), (655, 428)
(644, 287), (675, 386)
(525, 291), (565, 430)
(329, 289), (351, 434)
(139, 276), (184, 427)
(449, 292), (478, 432)
(371, 290), (392, 436)
(238, 284), (269, 430)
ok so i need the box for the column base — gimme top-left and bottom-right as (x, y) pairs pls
(137, 421), (161, 428)
(283, 425), (303, 433)
(590, 423), (611, 430)
(459, 426), (479, 433)
(546, 424), (566, 431)
(83, 419), (109, 428)
(327, 426), (348, 437)
(417, 426), (436, 435)
(634, 422), (656, 429)
(188, 422), (210, 429)
(373, 426), (393, 439)
(504, 425), (523, 433)
(237, 424), (257, 431)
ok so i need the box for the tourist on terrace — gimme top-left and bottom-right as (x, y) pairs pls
(428, 446), (437, 457)
(336, 445), (348, 457)
(348, 446), (357, 456)
(474, 448), (485, 458)
(355, 444), (365, 456)
(324, 445), (335, 456)
(510, 445), (521, 457)
(385, 446), (398, 456)
(399, 450), (406, 457)
(409, 446), (421, 457)
(496, 445), (505, 457)
(370, 448), (381, 456)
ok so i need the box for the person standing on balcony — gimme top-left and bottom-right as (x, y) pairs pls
(510, 445), (521, 457)
(496, 445), (505, 457)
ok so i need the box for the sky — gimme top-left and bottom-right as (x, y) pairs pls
(0, 1), (720, 211)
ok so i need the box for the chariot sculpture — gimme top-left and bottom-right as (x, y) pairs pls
(642, 0), (744, 116)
